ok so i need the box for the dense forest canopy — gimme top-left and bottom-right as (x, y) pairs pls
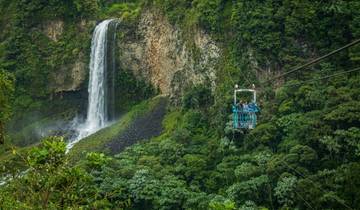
(1, 0), (360, 209)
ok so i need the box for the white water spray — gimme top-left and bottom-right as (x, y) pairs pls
(67, 19), (116, 151)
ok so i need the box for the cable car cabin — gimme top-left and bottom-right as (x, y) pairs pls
(232, 85), (260, 129)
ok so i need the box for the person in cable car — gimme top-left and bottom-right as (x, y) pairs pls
(238, 100), (244, 110)
(232, 85), (260, 130)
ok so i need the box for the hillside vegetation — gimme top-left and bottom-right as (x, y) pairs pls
(1, 0), (360, 209)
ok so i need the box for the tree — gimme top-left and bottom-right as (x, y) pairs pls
(128, 169), (160, 208)
(209, 195), (236, 210)
(182, 85), (214, 110)
(154, 175), (188, 210)
(73, 0), (100, 18)
(274, 176), (297, 208)
(226, 175), (270, 205)
(0, 70), (14, 144)
(0, 137), (91, 208)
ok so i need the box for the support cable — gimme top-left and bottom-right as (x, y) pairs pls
(272, 168), (315, 210)
(277, 159), (353, 210)
(281, 66), (360, 87)
(245, 132), (353, 209)
(261, 39), (360, 85)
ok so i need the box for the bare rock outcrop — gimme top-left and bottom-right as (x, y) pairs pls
(51, 54), (86, 93)
(43, 10), (221, 98)
(42, 20), (64, 42)
(118, 10), (220, 102)
(42, 20), (94, 93)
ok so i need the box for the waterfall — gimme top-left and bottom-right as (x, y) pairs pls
(0, 19), (118, 187)
(66, 19), (118, 151)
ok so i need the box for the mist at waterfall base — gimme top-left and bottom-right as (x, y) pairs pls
(66, 19), (118, 151)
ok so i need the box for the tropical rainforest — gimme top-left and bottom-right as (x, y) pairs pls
(1, 0), (360, 209)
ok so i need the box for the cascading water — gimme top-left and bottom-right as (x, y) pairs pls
(1, 20), (118, 186)
(66, 19), (118, 151)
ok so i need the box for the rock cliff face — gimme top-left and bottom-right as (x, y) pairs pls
(118, 10), (220, 103)
(51, 54), (86, 93)
(46, 10), (220, 100)
(41, 20), (92, 93)
(42, 20), (64, 42)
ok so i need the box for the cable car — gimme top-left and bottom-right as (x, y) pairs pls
(232, 84), (260, 129)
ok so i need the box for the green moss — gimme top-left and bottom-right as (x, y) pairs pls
(0, 96), (166, 176)
(68, 96), (166, 163)
(114, 68), (156, 114)
(162, 111), (183, 136)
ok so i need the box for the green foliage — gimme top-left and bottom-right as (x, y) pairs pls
(86, 152), (112, 169)
(104, 2), (141, 22)
(226, 175), (270, 205)
(325, 101), (360, 126)
(1, 137), (87, 208)
(182, 85), (214, 110)
(209, 196), (236, 210)
(73, 0), (100, 18)
(27, 136), (66, 168)
(115, 68), (156, 112)
(231, 0), (282, 65)
(68, 97), (165, 162)
(128, 169), (160, 202)
(0, 137), (131, 209)
(0, 70), (14, 122)
(288, 145), (317, 167)
(246, 123), (278, 150)
(0, 0), (99, 146)
(234, 162), (260, 181)
(192, 0), (222, 32)
(274, 176), (297, 208)
(0, 70), (14, 144)
(1, 0), (360, 210)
